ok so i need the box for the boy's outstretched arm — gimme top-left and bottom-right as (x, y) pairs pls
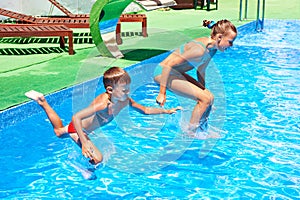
(129, 98), (182, 115)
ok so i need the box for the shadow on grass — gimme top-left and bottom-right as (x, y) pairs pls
(0, 47), (70, 55)
(0, 32), (93, 55)
(0, 31), (165, 57)
(0, 35), (93, 45)
(122, 49), (168, 61)
(121, 31), (143, 37)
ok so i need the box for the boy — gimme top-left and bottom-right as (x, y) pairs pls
(25, 67), (181, 165)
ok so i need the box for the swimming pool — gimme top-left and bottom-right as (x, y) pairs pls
(1, 19), (299, 199)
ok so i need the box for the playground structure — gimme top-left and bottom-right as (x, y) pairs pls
(0, 0), (175, 58)
(90, 0), (176, 58)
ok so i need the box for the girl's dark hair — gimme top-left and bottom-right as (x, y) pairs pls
(103, 67), (131, 88)
(203, 19), (237, 38)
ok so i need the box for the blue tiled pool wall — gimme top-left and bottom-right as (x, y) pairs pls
(1, 19), (299, 131)
(0, 51), (171, 131)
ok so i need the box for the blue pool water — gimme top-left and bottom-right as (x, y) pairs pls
(1, 20), (300, 199)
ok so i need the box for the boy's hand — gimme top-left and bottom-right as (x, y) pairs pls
(165, 106), (183, 114)
(82, 140), (103, 165)
(82, 141), (93, 159)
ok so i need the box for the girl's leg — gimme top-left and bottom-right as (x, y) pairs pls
(155, 75), (214, 131)
(188, 89), (213, 129)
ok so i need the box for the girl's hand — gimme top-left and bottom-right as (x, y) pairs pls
(156, 93), (166, 106)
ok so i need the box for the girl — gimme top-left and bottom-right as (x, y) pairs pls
(154, 19), (237, 135)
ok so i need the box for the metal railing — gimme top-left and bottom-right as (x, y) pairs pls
(239, 0), (266, 31)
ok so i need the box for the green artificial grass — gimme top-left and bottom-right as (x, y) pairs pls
(0, 0), (299, 110)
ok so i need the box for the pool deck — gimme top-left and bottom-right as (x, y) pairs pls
(0, 0), (300, 111)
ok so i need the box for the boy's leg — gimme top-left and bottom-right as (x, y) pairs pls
(25, 90), (67, 137)
(26, 90), (103, 164)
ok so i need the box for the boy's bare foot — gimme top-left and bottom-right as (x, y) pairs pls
(25, 90), (45, 104)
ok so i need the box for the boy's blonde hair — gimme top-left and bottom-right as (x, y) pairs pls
(103, 67), (131, 88)
(203, 19), (237, 38)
